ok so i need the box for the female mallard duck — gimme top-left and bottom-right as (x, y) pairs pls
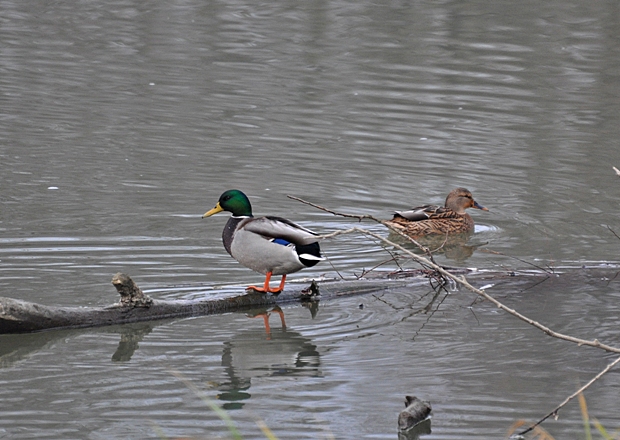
(386, 188), (488, 237)
(202, 189), (323, 293)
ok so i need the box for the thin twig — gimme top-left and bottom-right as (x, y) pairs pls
(287, 195), (439, 265)
(429, 231), (450, 254)
(358, 256), (403, 279)
(321, 251), (346, 281)
(287, 194), (376, 222)
(411, 289), (450, 341)
(606, 225), (620, 241)
(481, 249), (553, 274)
(613, 166), (620, 177)
(603, 225), (620, 287)
(517, 355), (620, 436)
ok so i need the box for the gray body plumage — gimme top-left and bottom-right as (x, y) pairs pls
(223, 216), (321, 276)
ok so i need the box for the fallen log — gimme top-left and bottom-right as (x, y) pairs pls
(1, 267), (554, 335)
(0, 271), (443, 334)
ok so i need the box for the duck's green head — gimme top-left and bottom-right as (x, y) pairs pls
(203, 189), (253, 218)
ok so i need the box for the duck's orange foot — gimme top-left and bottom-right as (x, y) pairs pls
(246, 285), (282, 294)
(246, 273), (286, 294)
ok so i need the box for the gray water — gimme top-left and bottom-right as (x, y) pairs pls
(1, 0), (620, 438)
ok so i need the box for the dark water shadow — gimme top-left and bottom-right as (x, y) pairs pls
(0, 321), (163, 368)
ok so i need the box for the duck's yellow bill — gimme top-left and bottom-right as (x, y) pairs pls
(202, 203), (224, 218)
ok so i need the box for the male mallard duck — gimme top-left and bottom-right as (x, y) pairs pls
(202, 189), (323, 293)
(386, 188), (488, 237)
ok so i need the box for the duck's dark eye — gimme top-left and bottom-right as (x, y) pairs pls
(223, 195), (232, 201)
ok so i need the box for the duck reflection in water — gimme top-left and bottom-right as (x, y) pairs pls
(216, 307), (321, 410)
(246, 305), (287, 338)
(387, 230), (481, 262)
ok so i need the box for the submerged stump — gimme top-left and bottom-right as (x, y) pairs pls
(398, 395), (432, 430)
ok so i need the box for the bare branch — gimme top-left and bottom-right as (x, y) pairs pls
(481, 248), (553, 274)
(288, 195), (440, 267)
(287, 195), (375, 222)
(606, 225), (620, 241)
(517, 355), (620, 436)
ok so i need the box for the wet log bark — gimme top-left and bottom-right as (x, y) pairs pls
(0, 271), (444, 334)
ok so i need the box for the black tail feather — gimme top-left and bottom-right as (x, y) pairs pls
(295, 242), (322, 267)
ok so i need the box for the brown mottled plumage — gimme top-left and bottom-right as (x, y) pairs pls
(386, 188), (488, 237)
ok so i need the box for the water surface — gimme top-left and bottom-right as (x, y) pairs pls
(1, 0), (620, 438)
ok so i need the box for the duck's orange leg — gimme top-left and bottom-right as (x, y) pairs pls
(247, 272), (287, 294)
(274, 274), (287, 293)
(248, 272), (273, 292)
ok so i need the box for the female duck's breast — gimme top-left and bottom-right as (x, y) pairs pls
(229, 228), (305, 275)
